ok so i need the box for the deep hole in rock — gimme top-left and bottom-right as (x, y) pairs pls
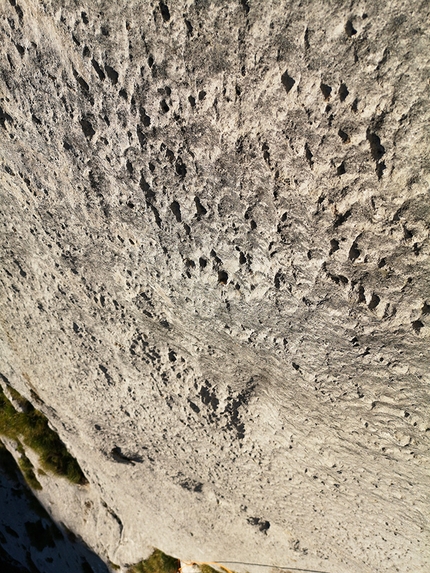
(330, 239), (339, 254)
(345, 20), (357, 36)
(167, 201), (180, 223)
(73, 69), (89, 92)
(91, 58), (106, 81)
(358, 285), (366, 303)
(185, 19), (193, 35)
(376, 161), (386, 180)
(305, 143), (313, 167)
(240, 0), (250, 15)
(281, 70), (295, 93)
(160, 99), (170, 113)
(337, 162), (346, 176)
(194, 196), (207, 216)
(218, 270), (228, 284)
(349, 242), (360, 262)
(338, 129), (349, 143)
(422, 302), (430, 315)
(15, 43), (24, 56)
(168, 350), (176, 362)
(175, 159), (187, 177)
(320, 83), (332, 100)
(411, 320), (424, 333)
(339, 83), (349, 102)
(140, 107), (151, 126)
(104, 64), (118, 85)
(334, 209), (351, 228)
(159, 1), (170, 22)
(367, 131), (385, 161)
(368, 293), (380, 310)
(80, 118), (95, 140)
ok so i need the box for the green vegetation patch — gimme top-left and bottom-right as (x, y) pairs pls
(127, 549), (180, 573)
(200, 566), (221, 573)
(0, 386), (87, 485)
(17, 443), (43, 490)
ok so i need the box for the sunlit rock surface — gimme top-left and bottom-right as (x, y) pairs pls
(0, 1), (429, 572)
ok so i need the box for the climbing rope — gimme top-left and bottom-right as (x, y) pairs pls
(180, 559), (334, 573)
(180, 562), (234, 573)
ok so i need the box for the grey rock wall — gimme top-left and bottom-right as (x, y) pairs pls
(0, 1), (429, 572)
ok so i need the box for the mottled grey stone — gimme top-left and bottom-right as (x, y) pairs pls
(0, 1), (429, 572)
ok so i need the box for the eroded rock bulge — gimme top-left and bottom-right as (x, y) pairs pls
(0, 1), (429, 572)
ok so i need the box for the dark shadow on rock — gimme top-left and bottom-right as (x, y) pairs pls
(0, 443), (110, 573)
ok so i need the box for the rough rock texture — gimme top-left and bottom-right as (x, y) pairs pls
(1, 0), (429, 572)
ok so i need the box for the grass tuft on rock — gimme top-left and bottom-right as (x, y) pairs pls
(200, 566), (221, 573)
(17, 443), (43, 490)
(127, 549), (180, 573)
(0, 386), (87, 485)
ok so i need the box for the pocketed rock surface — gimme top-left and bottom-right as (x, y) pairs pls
(0, 1), (429, 572)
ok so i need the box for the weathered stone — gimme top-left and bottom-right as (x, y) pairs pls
(0, 1), (429, 572)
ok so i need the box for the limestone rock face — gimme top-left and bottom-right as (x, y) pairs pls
(1, 0), (429, 572)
